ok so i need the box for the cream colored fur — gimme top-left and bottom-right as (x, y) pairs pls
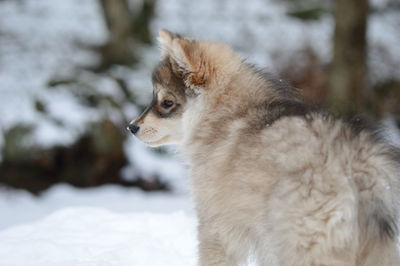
(130, 30), (400, 266)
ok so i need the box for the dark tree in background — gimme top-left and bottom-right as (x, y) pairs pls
(99, 0), (136, 67)
(284, 0), (399, 117)
(98, 0), (155, 70)
(327, 0), (368, 115)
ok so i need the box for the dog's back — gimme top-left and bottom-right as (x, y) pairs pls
(254, 112), (400, 266)
(188, 96), (400, 265)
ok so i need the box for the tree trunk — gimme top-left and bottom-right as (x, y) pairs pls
(132, 0), (156, 44)
(327, 0), (368, 115)
(98, 0), (136, 68)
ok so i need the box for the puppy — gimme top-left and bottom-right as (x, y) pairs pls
(128, 30), (400, 266)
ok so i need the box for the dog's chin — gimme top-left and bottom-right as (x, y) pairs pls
(143, 140), (165, 147)
(140, 135), (178, 147)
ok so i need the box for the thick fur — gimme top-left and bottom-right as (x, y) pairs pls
(129, 30), (400, 266)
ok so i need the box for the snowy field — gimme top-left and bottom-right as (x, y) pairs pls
(0, 185), (196, 266)
(0, 184), (195, 231)
(0, 208), (197, 266)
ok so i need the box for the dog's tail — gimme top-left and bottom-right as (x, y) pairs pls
(357, 153), (400, 265)
(364, 197), (398, 241)
(352, 116), (400, 241)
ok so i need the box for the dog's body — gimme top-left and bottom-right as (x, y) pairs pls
(129, 30), (400, 265)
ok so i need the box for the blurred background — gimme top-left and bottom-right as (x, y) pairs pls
(0, 0), (399, 229)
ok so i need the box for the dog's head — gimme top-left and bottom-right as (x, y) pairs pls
(127, 30), (239, 147)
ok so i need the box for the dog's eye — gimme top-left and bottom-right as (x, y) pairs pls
(161, 100), (174, 109)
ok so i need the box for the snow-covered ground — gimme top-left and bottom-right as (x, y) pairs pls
(0, 207), (197, 266)
(0, 185), (196, 265)
(0, 184), (194, 231)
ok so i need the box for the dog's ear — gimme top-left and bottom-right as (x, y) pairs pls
(158, 29), (194, 72)
(157, 29), (182, 58)
(158, 30), (206, 91)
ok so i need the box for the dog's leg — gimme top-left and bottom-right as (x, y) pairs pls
(197, 224), (238, 266)
(198, 236), (233, 266)
(198, 237), (228, 266)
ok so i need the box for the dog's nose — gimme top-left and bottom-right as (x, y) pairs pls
(127, 123), (140, 135)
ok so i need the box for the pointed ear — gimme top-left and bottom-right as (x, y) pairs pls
(169, 39), (195, 74)
(157, 30), (206, 91)
(158, 29), (194, 73)
(157, 29), (182, 58)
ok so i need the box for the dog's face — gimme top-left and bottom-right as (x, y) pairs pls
(128, 58), (187, 147)
(128, 29), (239, 146)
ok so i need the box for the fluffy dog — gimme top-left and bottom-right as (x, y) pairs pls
(128, 30), (400, 266)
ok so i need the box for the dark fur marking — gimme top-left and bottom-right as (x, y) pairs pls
(158, 104), (181, 118)
(246, 65), (388, 142)
(244, 64), (327, 130)
(243, 99), (326, 133)
(390, 146), (400, 164)
(152, 58), (188, 98)
(343, 115), (380, 140)
(377, 216), (398, 241)
(265, 100), (322, 125)
(364, 197), (399, 241)
(245, 100), (324, 131)
(151, 60), (168, 85)
(370, 203), (399, 241)
(342, 116), (400, 163)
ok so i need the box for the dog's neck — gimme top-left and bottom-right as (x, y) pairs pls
(180, 65), (281, 165)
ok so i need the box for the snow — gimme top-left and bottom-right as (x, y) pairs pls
(0, 207), (197, 266)
(0, 185), (197, 265)
(0, 0), (106, 146)
(0, 184), (194, 231)
(123, 138), (189, 191)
